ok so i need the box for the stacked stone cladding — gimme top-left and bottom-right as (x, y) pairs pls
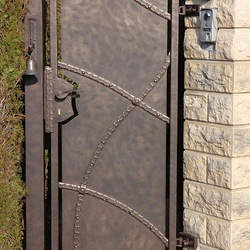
(183, 0), (250, 249)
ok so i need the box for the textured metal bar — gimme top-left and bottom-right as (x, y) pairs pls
(51, 125), (59, 249)
(80, 104), (135, 187)
(44, 66), (75, 130)
(132, 0), (171, 20)
(44, 66), (54, 133)
(50, 0), (58, 76)
(138, 102), (170, 123)
(50, 0), (59, 249)
(58, 58), (170, 123)
(169, 0), (179, 249)
(59, 182), (169, 247)
(24, 0), (44, 249)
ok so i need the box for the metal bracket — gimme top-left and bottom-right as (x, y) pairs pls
(44, 66), (76, 133)
(177, 232), (198, 249)
(179, 5), (200, 16)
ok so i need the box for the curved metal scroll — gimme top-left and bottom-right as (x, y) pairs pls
(51, 0), (176, 249)
(60, 54), (171, 248)
(59, 182), (169, 247)
(132, 0), (171, 20)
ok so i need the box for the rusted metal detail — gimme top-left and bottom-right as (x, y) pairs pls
(132, 0), (171, 20)
(58, 59), (170, 123)
(44, 66), (54, 133)
(59, 182), (169, 248)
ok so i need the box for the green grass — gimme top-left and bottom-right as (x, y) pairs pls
(0, 1), (28, 249)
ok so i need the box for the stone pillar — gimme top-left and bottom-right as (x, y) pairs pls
(183, 1), (250, 249)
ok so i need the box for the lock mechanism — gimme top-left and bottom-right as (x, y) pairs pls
(44, 66), (81, 133)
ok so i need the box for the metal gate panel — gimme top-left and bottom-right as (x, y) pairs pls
(25, 0), (182, 249)
(59, 1), (168, 249)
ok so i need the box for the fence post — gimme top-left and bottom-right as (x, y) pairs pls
(183, 0), (250, 249)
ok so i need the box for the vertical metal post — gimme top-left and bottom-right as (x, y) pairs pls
(169, 0), (179, 249)
(50, 0), (58, 74)
(50, 0), (59, 249)
(24, 0), (44, 249)
(51, 127), (59, 249)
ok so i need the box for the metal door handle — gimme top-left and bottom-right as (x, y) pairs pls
(55, 89), (82, 99)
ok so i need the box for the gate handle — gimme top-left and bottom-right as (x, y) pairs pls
(55, 89), (83, 99)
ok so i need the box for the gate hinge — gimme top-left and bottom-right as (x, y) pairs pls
(179, 5), (200, 16)
(177, 232), (198, 249)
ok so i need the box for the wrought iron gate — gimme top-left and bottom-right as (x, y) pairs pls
(24, 0), (190, 249)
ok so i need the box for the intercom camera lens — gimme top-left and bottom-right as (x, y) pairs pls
(204, 11), (211, 21)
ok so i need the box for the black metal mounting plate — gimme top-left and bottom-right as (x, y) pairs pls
(177, 232), (198, 249)
(179, 5), (200, 17)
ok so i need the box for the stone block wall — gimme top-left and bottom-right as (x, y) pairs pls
(183, 0), (250, 249)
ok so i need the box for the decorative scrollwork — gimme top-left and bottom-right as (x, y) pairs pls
(132, 0), (171, 20)
(59, 182), (169, 248)
(63, 53), (171, 249)
(58, 56), (170, 123)
(44, 66), (54, 133)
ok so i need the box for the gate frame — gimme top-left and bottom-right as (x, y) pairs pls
(169, 0), (179, 249)
(24, 0), (44, 248)
(24, 0), (180, 249)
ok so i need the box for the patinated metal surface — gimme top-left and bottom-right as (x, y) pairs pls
(24, 0), (44, 249)
(57, 59), (170, 123)
(132, 0), (171, 19)
(49, 0), (60, 249)
(24, 1), (180, 249)
(57, 0), (170, 249)
(44, 66), (54, 132)
(59, 182), (168, 245)
(44, 0), (179, 249)
(169, 1), (179, 249)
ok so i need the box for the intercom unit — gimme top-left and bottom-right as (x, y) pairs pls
(200, 8), (218, 43)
